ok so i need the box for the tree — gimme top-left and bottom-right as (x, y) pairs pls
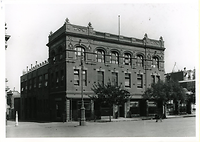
(90, 82), (130, 121)
(143, 80), (186, 117)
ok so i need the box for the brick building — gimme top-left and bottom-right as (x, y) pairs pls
(20, 19), (165, 122)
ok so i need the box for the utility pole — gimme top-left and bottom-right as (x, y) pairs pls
(80, 47), (86, 126)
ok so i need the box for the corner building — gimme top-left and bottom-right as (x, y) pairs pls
(20, 20), (165, 122)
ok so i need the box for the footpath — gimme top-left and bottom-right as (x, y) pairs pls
(6, 113), (196, 127)
(95, 113), (196, 122)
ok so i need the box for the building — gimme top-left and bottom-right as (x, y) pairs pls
(165, 67), (195, 114)
(20, 19), (165, 122)
(6, 90), (21, 120)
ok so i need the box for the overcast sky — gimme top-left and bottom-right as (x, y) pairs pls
(3, 0), (199, 92)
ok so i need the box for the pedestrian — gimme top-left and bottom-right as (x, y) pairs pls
(155, 109), (162, 122)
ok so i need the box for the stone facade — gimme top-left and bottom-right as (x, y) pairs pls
(20, 20), (165, 121)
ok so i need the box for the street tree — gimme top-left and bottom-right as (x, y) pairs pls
(90, 82), (131, 122)
(143, 80), (186, 117)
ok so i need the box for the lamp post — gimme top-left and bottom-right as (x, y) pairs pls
(80, 47), (86, 126)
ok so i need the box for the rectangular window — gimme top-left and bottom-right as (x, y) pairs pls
(44, 74), (48, 87)
(56, 72), (59, 87)
(51, 73), (54, 88)
(38, 76), (42, 88)
(112, 72), (118, 86)
(125, 73), (131, 88)
(151, 75), (155, 84)
(82, 70), (87, 86)
(74, 69), (79, 86)
(33, 78), (36, 88)
(97, 71), (104, 85)
(137, 74), (143, 88)
(60, 70), (64, 86)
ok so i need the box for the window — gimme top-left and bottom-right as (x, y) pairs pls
(51, 51), (56, 64)
(33, 78), (36, 88)
(29, 79), (32, 90)
(51, 73), (54, 87)
(111, 51), (119, 64)
(60, 70), (64, 86)
(59, 48), (63, 60)
(44, 74), (48, 87)
(97, 71), (104, 85)
(151, 75), (155, 84)
(152, 57), (159, 68)
(82, 70), (87, 86)
(112, 72), (118, 86)
(74, 69), (79, 86)
(96, 49), (105, 63)
(137, 74), (143, 88)
(125, 73), (131, 87)
(56, 72), (59, 87)
(38, 76), (42, 88)
(75, 47), (85, 59)
(124, 53), (131, 65)
(136, 55), (144, 67)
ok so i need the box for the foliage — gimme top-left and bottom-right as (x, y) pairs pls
(143, 80), (186, 103)
(90, 82), (131, 107)
(90, 82), (130, 121)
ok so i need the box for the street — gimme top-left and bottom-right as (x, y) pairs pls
(6, 117), (196, 137)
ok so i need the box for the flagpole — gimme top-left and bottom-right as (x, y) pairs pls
(118, 15), (120, 36)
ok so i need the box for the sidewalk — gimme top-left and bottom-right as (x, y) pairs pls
(6, 113), (196, 127)
(94, 113), (196, 122)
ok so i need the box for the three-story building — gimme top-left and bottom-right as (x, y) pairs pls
(20, 19), (165, 122)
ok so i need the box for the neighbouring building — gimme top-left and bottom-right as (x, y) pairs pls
(165, 67), (196, 115)
(6, 90), (21, 120)
(20, 19), (165, 122)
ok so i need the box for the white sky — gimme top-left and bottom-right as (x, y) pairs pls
(3, 0), (199, 92)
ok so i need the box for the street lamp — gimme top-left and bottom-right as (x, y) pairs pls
(80, 46), (86, 126)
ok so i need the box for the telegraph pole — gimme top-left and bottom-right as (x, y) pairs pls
(80, 47), (86, 126)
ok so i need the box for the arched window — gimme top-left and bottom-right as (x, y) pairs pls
(96, 49), (105, 63)
(152, 57), (159, 68)
(111, 51), (119, 64)
(75, 47), (85, 59)
(136, 55), (144, 67)
(124, 53), (131, 65)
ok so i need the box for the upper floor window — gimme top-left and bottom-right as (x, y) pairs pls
(74, 69), (79, 86)
(51, 51), (56, 64)
(59, 48), (63, 60)
(96, 49), (105, 63)
(152, 57), (159, 68)
(136, 55), (144, 67)
(38, 76), (43, 88)
(125, 73), (131, 87)
(111, 72), (118, 86)
(60, 70), (64, 86)
(82, 70), (87, 86)
(56, 72), (59, 87)
(97, 71), (104, 85)
(124, 53), (131, 65)
(75, 47), (85, 60)
(74, 69), (87, 86)
(111, 51), (119, 64)
(44, 74), (48, 87)
(137, 74), (143, 88)
(33, 78), (36, 88)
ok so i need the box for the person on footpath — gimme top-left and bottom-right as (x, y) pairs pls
(155, 109), (163, 122)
